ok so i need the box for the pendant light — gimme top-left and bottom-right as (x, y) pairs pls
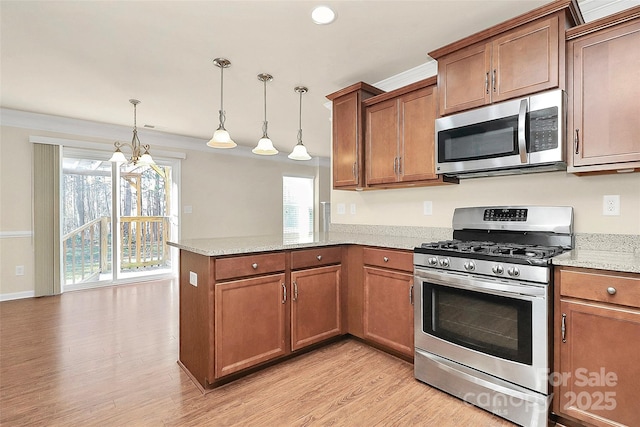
(109, 99), (154, 165)
(207, 58), (236, 148)
(252, 73), (278, 155)
(288, 86), (312, 161)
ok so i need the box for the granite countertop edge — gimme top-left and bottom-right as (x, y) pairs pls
(168, 232), (640, 274)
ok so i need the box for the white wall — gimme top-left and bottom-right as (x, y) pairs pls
(0, 123), (330, 298)
(331, 171), (640, 235)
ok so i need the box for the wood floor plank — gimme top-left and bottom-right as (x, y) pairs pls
(1, 279), (515, 426)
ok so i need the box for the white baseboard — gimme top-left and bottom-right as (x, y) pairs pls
(1, 290), (35, 302)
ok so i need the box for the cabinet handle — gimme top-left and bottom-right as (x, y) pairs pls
(607, 287), (617, 295)
(574, 129), (580, 155)
(492, 69), (496, 92)
(282, 283), (287, 304)
(293, 281), (298, 301)
(252, 263), (258, 269)
(393, 157), (397, 174)
(485, 72), (489, 94)
(316, 255), (322, 261)
(410, 284), (414, 305)
(561, 313), (567, 343)
(383, 256), (389, 262)
(352, 162), (356, 179)
(397, 157), (402, 175)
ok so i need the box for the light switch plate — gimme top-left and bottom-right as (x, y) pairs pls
(337, 203), (346, 215)
(189, 271), (198, 287)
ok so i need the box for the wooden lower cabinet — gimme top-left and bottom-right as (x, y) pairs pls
(363, 266), (414, 358)
(214, 273), (287, 378)
(291, 265), (341, 351)
(554, 267), (640, 427)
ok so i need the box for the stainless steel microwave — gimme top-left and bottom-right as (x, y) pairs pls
(435, 89), (566, 178)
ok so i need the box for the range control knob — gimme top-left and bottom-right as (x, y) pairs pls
(464, 261), (475, 271)
(427, 257), (438, 266)
(439, 258), (450, 268)
(492, 265), (504, 275)
(507, 267), (520, 277)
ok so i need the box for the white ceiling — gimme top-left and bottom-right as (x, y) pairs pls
(1, 0), (637, 159)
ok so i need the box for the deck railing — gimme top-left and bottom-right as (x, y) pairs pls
(63, 216), (171, 284)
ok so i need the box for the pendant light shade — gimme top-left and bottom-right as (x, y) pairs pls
(109, 99), (155, 165)
(207, 58), (237, 149)
(288, 86), (312, 161)
(252, 73), (278, 155)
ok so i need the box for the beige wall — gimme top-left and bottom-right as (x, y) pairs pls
(331, 171), (640, 234)
(0, 125), (329, 298)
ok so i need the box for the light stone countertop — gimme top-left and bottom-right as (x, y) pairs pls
(167, 232), (427, 257)
(550, 249), (640, 274)
(168, 227), (640, 274)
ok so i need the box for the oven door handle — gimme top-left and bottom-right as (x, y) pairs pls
(414, 268), (546, 298)
(518, 98), (528, 164)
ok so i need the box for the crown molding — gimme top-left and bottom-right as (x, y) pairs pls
(373, 60), (438, 92)
(1, 108), (329, 167)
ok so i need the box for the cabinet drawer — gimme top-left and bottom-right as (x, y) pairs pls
(363, 247), (413, 272)
(215, 252), (286, 281)
(291, 246), (341, 270)
(560, 268), (640, 308)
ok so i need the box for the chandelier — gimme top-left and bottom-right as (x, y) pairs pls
(109, 99), (154, 165)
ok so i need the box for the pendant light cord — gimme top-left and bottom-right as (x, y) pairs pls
(297, 89), (303, 144)
(262, 78), (269, 138)
(219, 64), (226, 128)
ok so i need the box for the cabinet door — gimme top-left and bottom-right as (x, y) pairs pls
(363, 266), (414, 358)
(214, 273), (287, 378)
(399, 85), (438, 182)
(332, 91), (362, 188)
(557, 299), (640, 426)
(571, 20), (640, 168)
(492, 16), (559, 102)
(437, 42), (491, 116)
(291, 265), (341, 351)
(366, 98), (399, 185)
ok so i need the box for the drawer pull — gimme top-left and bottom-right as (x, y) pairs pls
(607, 287), (617, 295)
(282, 283), (287, 304)
(409, 284), (414, 305)
(561, 313), (567, 343)
(383, 256), (389, 262)
(317, 255), (322, 261)
(293, 281), (298, 301)
(252, 263), (258, 269)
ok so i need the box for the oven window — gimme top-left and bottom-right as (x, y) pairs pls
(424, 283), (532, 365)
(439, 116), (518, 163)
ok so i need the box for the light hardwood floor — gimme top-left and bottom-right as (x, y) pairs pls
(0, 279), (514, 426)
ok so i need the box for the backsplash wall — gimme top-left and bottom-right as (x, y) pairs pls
(330, 170), (640, 235)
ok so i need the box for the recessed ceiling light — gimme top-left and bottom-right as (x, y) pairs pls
(311, 5), (336, 25)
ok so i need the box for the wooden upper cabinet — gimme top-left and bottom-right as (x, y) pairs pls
(327, 82), (384, 190)
(436, 16), (560, 116)
(430, 0), (581, 116)
(364, 78), (457, 188)
(567, 7), (640, 173)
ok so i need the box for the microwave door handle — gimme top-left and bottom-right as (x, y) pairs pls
(518, 98), (528, 164)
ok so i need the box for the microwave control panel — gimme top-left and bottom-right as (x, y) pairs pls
(529, 107), (559, 152)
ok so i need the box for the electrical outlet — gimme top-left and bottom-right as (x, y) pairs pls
(350, 203), (356, 215)
(189, 271), (198, 287)
(337, 203), (346, 215)
(423, 201), (433, 216)
(15, 265), (24, 276)
(603, 195), (620, 216)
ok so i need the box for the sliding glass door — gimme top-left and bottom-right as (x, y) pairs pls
(62, 150), (175, 290)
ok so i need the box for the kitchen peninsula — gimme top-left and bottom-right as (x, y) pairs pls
(168, 230), (639, 393)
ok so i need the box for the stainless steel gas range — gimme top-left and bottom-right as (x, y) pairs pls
(413, 206), (573, 427)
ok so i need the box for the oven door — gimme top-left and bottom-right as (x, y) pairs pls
(414, 267), (550, 394)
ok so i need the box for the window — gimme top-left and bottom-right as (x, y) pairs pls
(283, 176), (314, 235)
